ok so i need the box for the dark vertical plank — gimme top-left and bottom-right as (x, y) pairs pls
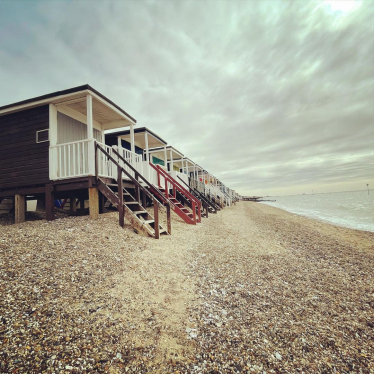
(99, 192), (105, 214)
(45, 183), (54, 221)
(142, 190), (147, 209)
(153, 203), (160, 239)
(117, 166), (124, 227)
(70, 195), (77, 213)
(166, 203), (171, 235)
(79, 198), (85, 210)
(95, 144), (98, 179)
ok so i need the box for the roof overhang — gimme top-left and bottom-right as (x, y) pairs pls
(148, 145), (184, 161)
(106, 127), (166, 149)
(0, 85), (136, 130)
(173, 157), (195, 168)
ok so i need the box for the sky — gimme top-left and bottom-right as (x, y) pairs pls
(0, 0), (373, 196)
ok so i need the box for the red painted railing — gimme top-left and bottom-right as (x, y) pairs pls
(150, 163), (201, 224)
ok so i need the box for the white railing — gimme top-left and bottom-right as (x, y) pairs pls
(96, 142), (116, 179)
(170, 170), (189, 186)
(49, 140), (142, 181)
(206, 183), (232, 206)
(49, 139), (93, 180)
(190, 178), (205, 194)
(114, 146), (143, 179)
(147, 162), (167, 187)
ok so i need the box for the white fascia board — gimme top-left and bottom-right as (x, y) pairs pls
(0, 90), (90, 117)
(101, 120), (131, 131)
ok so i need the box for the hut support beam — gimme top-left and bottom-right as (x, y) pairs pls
(89, 187), (99, 220)
(15, 194), (26, 224)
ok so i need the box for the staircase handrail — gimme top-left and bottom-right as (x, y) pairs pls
(110, 145), (172, 207)
(177, 175), (218, 211)
(96, 143), (166, 207)
(151, 164), (201, 209)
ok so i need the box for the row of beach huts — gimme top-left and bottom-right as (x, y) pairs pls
(0, 85), (241, 238)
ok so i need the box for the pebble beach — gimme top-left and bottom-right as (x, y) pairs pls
(0, 202), (373, 373)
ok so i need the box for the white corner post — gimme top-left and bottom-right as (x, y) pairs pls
(181, 158), (185, 174)
(49, 104), (58, 180)
(117, 136), (122, 149)
(163, 146), (167, 168)
(170, 149), (174, 173)
(87, 94), (95, 175)
(130, 124), (135, 153)
(145, 131), (150, 180)
(130, 124), (135, 167)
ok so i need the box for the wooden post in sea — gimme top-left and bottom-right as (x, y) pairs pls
(367, 184), (369, 195)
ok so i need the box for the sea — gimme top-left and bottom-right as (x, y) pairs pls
(261, 190), (374, 233)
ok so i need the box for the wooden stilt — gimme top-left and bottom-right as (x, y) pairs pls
(79, 198), (85, 210)
(15, 194), (26, 224)
(99, 192), (105, 214)
(45, 183), (54, 221)
(89, 187), (99, 220)
(166, 203), (171, 235)
(153, 203), (160, 239)
(70, 195), (77, 213)
(142, 190), (147, 208)
(117, 166), (124, 227)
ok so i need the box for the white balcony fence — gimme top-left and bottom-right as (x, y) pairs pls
(49, 140), (142, 181)
(170, 170), (189, 187)
(190, 178), (205, 194)
(206, 183), (232, 206)
(49, 139), (92, 179)
(96, 142), (116, 179)
(114, 145), (143, 179)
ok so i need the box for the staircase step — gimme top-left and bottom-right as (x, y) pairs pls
(142, 219), (155, 224)
(133, 210), (147, 215)
(124, 202), (139, 205)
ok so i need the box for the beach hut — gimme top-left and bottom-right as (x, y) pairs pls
(146, 146), (202, 225)
(0, 85), (170, 238)
(105, 128), (202, 225)
(105, 127), (167, 184)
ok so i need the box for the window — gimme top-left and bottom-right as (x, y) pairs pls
(36, 129), (49, 143)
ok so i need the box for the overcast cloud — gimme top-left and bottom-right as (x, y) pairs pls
(0, 0), (373, 195)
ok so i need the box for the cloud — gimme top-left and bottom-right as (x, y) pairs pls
(0, 0), (373, 195)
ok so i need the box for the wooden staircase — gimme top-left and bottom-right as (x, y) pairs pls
(206, 190), (224, 209)
(96, 143), (172, 239)
(149, 164), (201, 225)
(97, 179), (168, 238)
(177, 175), (218, 216)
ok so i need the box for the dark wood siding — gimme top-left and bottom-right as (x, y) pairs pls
(0, 105), (49, 189)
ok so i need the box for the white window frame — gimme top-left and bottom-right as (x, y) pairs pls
(36, 129), (49, 143)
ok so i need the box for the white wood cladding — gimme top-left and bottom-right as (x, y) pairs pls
(57, 112), (101, 144)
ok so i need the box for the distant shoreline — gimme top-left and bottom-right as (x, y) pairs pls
(258, 194), (374, 233)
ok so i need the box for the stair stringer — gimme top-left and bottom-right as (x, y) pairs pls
(150, 186), (195, 225)
(97, 178), (168, 238)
